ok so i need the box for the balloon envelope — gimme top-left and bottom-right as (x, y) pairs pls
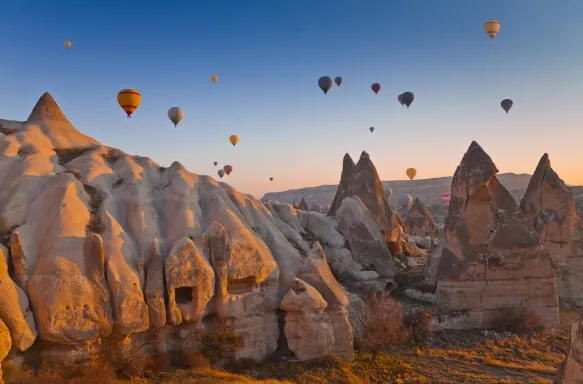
(406, 168), (417, 180)
(401, 92), (414, 108)
(270, 177), (273, 181)
(318, 76), (333, 94)
(334, 77), (343, 87)
(117, 89), (141, 118)
(442, 194), (451, 203)
(484, 20), (501, 39)
(398, 94), (404, 106)
(371, 83), (381, 95)
(217, 169), (225, 178)
(64, 41), (72, 48)
(210, 74), (218, 83)
(398, 194), (412, 209)
(167, 107), (184, 127)
(229, 135), (239, 146)
(501, 99), (513, 113)
(369, 127), (374, 133)
(223, 165), (233, 175)
(386, 188), (393, 199)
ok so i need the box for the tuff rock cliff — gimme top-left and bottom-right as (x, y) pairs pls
(404, 197), (440, 238)
(520, 154), (583, 307)
(0, 93), (360, 369)
(435, 141), (559, 328)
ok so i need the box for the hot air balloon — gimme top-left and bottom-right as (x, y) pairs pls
(223, 165), (233, 175)
(218, 169), (225, 178)
(229, 135), (239, 146)
(406, 168), (417, 180)
(214, 161), (218, 166)
(334, 77), (343, 87)
(484, 20), (501, 39)
(401, 92), (414, 108)
(210, 74), (218, 83)
(386, 188), (393, 199)
(270, 177), (274, 181)
(117, 89), (141, 118)
(369, 127), (374, 133)
(64, 41), (72, 49)
(371, 83), (381, 95)
(398, 194), (412, 210)
(318, 76), (333, 94)
(167, 107), (184, 127)
(442, 194), (451, 203)
(501, 99), (513, 113)
(398, 94), (404, 107)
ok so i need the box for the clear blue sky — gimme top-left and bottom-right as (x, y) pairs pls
(1, 0), (582, 197)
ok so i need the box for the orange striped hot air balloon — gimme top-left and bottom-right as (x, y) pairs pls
(484, 20), (500, 39)
(117, 89), (141, 118)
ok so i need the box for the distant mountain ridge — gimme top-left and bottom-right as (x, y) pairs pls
(262, 173), (534, 206)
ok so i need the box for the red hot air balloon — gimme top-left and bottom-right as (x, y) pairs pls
(442, 194), (451, 203)
(223, 165), (233, 175)
(371, 83), (381, 95)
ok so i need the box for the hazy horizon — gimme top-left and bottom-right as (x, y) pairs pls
(1, 1), (581, 197)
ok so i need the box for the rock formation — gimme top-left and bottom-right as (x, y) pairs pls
(435, 141), (559, 328)
(520, 154), (583, 307)
(327, 151), (407, 255)
(555, 313), (583, 384)
(298, 198), (309, 211)
(280, 278), (334, 360)
(404, 197), (440, 238)
(0, 93), (356, 366)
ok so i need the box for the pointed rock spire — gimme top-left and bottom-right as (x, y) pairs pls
(404, 197), (439, 238)
(27, 92), (70, 123)
(328, 153), (355, 216)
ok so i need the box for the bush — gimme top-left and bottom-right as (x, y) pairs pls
(490, 308), (545, 335)
(404, 310), (434, 345)
(200, 330), (244, 364)
(171, 349), (210, 369)
(353, 292), (408, 358)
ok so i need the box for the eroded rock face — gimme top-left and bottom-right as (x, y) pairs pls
(298, 198), (310, 211)
(0, 319), (11, 382)
(404, 198), (440, 238)
(555, 313), (583, 384)
(328, 151), (406, 254)
(280, 279), (334, 360)
(0, 93), (357, 366)
(436, 141), (559, 328)
(520, 154), (583, 307)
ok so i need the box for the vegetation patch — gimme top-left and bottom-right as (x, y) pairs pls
(53, 147), (94, 165)
(101, 149), (123, 165)
(0, 125), (18, 135)
(83, 184), (105, 234)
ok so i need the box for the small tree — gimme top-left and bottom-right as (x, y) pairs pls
(404, 310), (434, 345)
(353, 292), (408, 358)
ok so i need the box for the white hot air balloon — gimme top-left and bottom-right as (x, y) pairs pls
(168, 107), (185, 127)
(398, 194), (412, 210)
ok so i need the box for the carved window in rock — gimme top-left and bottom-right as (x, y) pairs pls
(175, 286), (194, 304)
(227, 277), (259, 294)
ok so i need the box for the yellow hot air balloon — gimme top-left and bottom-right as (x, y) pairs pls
(229, 135), (239, 146)
(210, 74), (218, 83)
(117, 89), (141, 118)
(406, 168), (417, 180)
(484, 20), (500, 39)
(64, 41), (72, 48)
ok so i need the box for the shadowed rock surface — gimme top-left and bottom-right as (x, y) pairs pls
(404, 197), (440, 238)
(520, 154), (583, 307)
(555, 312), (583, 383)
(435, 141), (559, 328)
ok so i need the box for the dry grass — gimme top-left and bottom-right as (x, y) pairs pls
(83, 184), (105, 234)
(53, 147), (94, 165)
(0, 126), (18, 135)
(101, 149), (123, 165)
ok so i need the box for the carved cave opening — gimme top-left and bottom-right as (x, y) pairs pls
(175, 287), (193, 304)
(227, 277), (259, 295)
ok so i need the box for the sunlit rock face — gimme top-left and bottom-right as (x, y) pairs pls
(555, 312), (583, 383)
(0, 93), (357, 365)
(435, 141), (559, 328)
(520, 154), (583, 308)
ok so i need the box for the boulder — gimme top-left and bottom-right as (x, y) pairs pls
(520, 154), (583, 307)
(436, 141), (559, 328)
(280, 279), (334, 360)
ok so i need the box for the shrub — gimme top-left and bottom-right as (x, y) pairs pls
(353, 292), (408, 358)
(200, 330), (245, 364)
(404, 310), (434, 345)
(171, 349), (210, 369)
(490, 308), (545, 335)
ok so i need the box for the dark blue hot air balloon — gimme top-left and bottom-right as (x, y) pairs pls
(501, 99), (513, 113)
(398, 94), (404, 107)
(334, 77), (343, 87)
(401, 92), (414, 108)
(318, 76), (333, 94)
